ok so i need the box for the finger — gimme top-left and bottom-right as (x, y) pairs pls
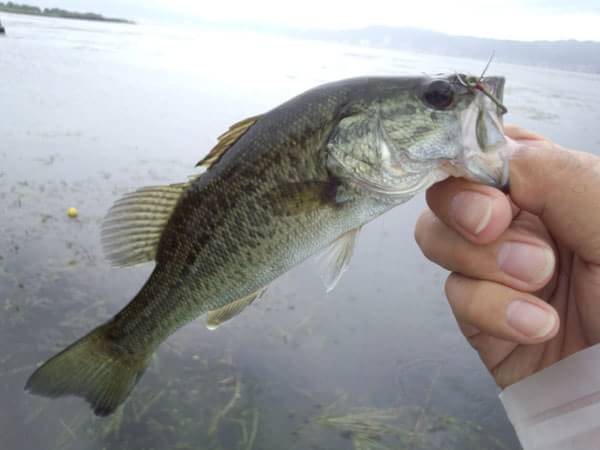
(445, 273), (559, 344)
(509, 140), (600, 264)
(426, 177), (513, 244)
(573, 257), (600, 345)
(416, 210), (555, 292)
(504, 124), (547, 142)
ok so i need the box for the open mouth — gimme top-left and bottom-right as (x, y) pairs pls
(451, 75), (510, 191)
(475, 76), (507, 152)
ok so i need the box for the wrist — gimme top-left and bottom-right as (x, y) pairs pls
(499, 344), (600, 449)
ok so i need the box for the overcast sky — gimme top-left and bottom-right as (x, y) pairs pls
(21, 0), (600, 41)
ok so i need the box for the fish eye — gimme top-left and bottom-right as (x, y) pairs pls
(422, 80), (455, 110)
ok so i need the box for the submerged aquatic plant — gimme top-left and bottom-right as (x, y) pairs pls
(309, 404), (510, 450)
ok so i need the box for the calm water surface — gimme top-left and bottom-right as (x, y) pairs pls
(1, 12), (600, 450)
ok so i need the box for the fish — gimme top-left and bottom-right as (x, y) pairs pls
(25, 74), (511, 416)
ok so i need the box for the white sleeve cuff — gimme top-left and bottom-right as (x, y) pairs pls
(499, 343), (600, 450)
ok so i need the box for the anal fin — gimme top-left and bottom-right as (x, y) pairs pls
(206, 288), (266, 330)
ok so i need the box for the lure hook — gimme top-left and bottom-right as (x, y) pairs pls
(456, 63), (508, 115)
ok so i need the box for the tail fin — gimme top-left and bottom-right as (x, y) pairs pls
(25, 323), (150, 416)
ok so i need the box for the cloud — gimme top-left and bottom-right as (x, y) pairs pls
(522, 0), (600, 14)
(18, 0), (600, 41)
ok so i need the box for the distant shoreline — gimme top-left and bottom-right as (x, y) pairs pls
(0, 2), (134, 24)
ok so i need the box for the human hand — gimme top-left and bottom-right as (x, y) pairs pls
(415, 125), (600, 388)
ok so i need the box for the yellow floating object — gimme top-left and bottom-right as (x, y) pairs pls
(67, 207), (78, 218)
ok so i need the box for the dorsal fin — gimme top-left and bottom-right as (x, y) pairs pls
(101, 182), (190, 267)
(196, 115), (261, 169)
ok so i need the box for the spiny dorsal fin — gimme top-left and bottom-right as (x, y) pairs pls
(196, 115), (261, 169)
(206, 288), (266, 330)
(318, 227), (361, 293)
(101, 182), (190, 267)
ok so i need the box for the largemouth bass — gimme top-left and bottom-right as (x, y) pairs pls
(26, 74), (510, 416)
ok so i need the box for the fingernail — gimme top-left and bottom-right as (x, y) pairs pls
(497, 242), (554, 284)
(450, 192), (493, 235)
(506, 300), (556, 338)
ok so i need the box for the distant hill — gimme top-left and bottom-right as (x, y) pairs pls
(0, 2), (134, 24)
(291, 26), (600, 74)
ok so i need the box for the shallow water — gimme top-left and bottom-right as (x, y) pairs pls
(1, 12), (600, 450)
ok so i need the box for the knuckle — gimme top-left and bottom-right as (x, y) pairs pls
(414, 213), (437, 261)
(451, 243), (473, 271)
(413, 215), (427, 248)
(467, 333), (485, 352)
(445, 274), (487, 324)
(444, 273), (463, 302)
(464, 281), (487, 320)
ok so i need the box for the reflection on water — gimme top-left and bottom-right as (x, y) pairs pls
(1, 12), (600, 450)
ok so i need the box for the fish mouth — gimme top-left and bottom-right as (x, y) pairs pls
(455, 75), (510, 191)
(481, 76), (505, 114)
(462, 153), (510, 192)
(476, 76), (506, 148)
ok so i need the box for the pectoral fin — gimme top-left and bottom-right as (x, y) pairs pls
(319, 227), (360, 293)
(206, 288), (266, 330)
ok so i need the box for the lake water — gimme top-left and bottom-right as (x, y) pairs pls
(1, 12), (600, 450)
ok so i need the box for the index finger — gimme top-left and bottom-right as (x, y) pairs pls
(426, 177), (514, 245)
(504, 124), (547, 142)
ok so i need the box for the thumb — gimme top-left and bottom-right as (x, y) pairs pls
(507, 128), (600, 264)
